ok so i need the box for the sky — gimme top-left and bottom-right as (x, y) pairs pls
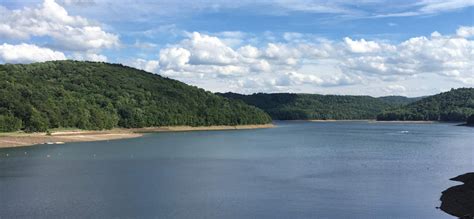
(0, 0), (473, 97)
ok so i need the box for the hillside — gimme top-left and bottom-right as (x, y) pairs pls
(218, 93), (403, 120)
(378, 96), (422, 105)
(0, 61), (271, 132)
(377, 88), (474, 121)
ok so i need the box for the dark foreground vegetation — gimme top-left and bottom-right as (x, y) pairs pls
(0, 61), (271, 132)
(219, 93), (417, 120)
(377, 88), (474, 122)
(439, 173), (474, 218)
(467, 115), (474, 126)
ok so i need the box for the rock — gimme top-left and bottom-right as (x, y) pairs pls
(440, 173), (474, 218)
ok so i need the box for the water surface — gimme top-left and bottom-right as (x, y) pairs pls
(1, 121), (473, 218)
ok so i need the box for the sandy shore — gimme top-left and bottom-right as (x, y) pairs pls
(439, 173), (474, 218)
(0, 124), (274, 149)
(130, 124), (274, 133)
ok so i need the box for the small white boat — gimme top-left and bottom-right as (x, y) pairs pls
(44, 141), (65, 145)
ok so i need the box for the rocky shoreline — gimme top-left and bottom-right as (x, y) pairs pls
(439, 173), (474, 218)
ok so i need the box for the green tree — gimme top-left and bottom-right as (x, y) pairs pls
(24, 108), (49, 132)
(0, 115), (22, 132)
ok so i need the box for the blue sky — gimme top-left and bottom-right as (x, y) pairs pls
(0, 0), (473, 96)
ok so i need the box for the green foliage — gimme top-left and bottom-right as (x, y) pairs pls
(0, 114), (22, 132)
(377, 88), (474, 122)
(0, 61), (271, 132)
(24, 108), (49, 132)
(219, 92), (406, 120)
(378, 96), (422, 105)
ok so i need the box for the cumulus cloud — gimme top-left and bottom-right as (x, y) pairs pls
(0, 43), (66, 63)
(344, 38), (382, 53)
(456, 26), (474, 38)
(159, 48), (191, 70)
(131, 26), (473, 93)
(0, 0), (119, 51)
(130, 59), (160, 73)
(184, 32), (240, 65)
(131, 32), (361, 92)
(342, 29), (474, 85)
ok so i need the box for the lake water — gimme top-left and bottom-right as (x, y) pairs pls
(0, 121), (473, 218)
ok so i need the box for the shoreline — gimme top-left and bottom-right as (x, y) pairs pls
(0, 124), (274, 149)
(309, 119), (374, 122)
(309, 119), (438, 124)
(369, 120), (438, 124)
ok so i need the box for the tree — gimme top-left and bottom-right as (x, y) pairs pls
(24, 108), (48, 132)
(0, 115), (22, 132)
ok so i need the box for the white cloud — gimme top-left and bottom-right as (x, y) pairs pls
(159, 48), (191, 70)
(456, 26), (474, 38)
(142, 28), (473, 93)
(0, 0), (119, 51)
(130, 59), (160, 73)
(264, 43), (301, 65)
(238, 45), (261, 59)
(417, 0), (474, 14)
(184, 32), (239, 65)
(133, 40), (158, 49)
(72, 52), (108, 62)
(142, 32), (365, 92)
(344, 37), (382, 53)
(386, 84), (406, 92)
(340, 28), (474, 86)
(0, 43), (66, 63)
(374, 0), (474, 17)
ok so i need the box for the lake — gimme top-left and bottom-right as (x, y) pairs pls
(0, 121), (473, 218)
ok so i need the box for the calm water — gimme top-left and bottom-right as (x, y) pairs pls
(0, 121), (473, 218)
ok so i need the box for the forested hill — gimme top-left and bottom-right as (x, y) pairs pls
(218, 92), (406, 120)
(378, 96), (422, 105)
(0, 61), (271, 132)
(377, 88), (474, 122)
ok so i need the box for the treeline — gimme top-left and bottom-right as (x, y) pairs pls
(377, 88), (474, 122)
(0, 61), (271, 132)
(218, 92), (411, 120)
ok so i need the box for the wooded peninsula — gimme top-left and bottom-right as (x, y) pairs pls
(0, 61), (271, 133)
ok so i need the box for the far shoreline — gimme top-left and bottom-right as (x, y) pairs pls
(0, 124), (274, 149)
(309, 119), (440, 124)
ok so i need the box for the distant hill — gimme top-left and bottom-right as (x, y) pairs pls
(377, 88), (474, 122)
(218, 92), (406, 120)
(0, 61), (271, 132)
(378, 96), (422, 105)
